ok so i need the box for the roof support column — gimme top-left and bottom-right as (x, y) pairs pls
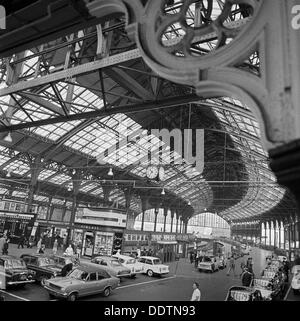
(67, 170), (82, 247)
(27, 155), (43, 213)
(140, 195), (149, 232)
(153, 208), (159, 232)
(170, 209), (175, 233)
(175, 213), (179, 234)
(163, 207), (168, 233)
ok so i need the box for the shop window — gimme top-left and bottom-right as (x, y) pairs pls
(15, 203), (21, 212)
(127, 235), (131, 241)
(10, 203), (16, 211)
(4, 202), (10, 210)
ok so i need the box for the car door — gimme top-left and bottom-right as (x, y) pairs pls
(94, 271), (109, 294)
(137, 258), (146, 272)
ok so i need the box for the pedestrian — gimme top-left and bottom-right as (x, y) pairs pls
(64, 244), (74, 256)
(227, 255), (237, 277)
(18, 233), (25, 249)
(2, 237), (9, 255)
(190, 252), (194, 264)
(52, 239), (58, 255)
(282, 257), (290, 282)
(190, 282), (201, 301)
(0, 235), (6, 254)
(39, 244), (45, 254)
(246, 257), (254, 274)
(36, 237), (42, 254)
(61, 257), (73, 276)
(240, 258), (246, 277)
(241, 267), (253, 287)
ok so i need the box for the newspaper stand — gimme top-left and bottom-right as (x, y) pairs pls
(225, 286), (255, 301)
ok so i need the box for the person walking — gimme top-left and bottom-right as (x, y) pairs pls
(52, 239), (58, 255)
(227, 255), (237, 277)
(246, 257), (254, 274)
(64, 244), (74, 256)
(241, 267), (253, 287)
(0, 235), (6, 254)
(36, 237), (42, 254)
(240, 258), (246, 278)
(282, 257), (291, 282)
(190, 282), (201, 301)
(18, 233), (25, 249)
(2, 238), (9, 255)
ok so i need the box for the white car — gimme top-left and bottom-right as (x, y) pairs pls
(291, 265), (300, 295)
(112, 254), (144, 278)
(198, 256), (220, 272)
(137, 256), (169, 277)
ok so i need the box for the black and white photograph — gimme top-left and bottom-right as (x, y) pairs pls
(0, 0), (299, 311)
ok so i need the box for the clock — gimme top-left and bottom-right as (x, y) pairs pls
(158, 166), (165, 181)
(146, 165), (158, 179)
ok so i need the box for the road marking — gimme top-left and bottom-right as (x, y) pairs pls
(284, 284), (292, 301)
(0, 289), (30, 301)
(116, 276), (176, 290)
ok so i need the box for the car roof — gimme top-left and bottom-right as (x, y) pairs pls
(113, 254), (135, 260)
(78, 262), (114, 273)
(139, 256), (160, 260)
(0, 255), (20, 260)
(93, 256), (118, 261)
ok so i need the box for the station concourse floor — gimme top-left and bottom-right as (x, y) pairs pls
(2, 243), (299, 301)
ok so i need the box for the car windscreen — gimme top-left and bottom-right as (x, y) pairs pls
(5, 259), (26, 269)
(38, 257), (56, 267)
(152, 259), (162, 265)
(202, 257), (212, 262)
(110, 260), (122, 267)
(68, 269), (88, 280)
(126, 259), (136, 264)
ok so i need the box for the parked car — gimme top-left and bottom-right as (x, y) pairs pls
(198, 256), (220, 272)
(91, 256), (131, 278)
(112, 254), (144, 278)
(0, 255), (35, 288)
(291, 265), (300, 295)
(43, 262), (120, 301)
(20, 254), (64, 285)
(137, 256), (169, 277)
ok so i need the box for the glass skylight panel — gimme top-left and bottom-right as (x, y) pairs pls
(12, 191), (27, 198)
(52, 198), (65, 205)
(3, 159), (29, 175)
(38, 169), (57, 180)
(90, 187), (104, 196)
(48, 173), (71, 185)
(33, 120), (82, 141)
(79, 182), (99, 193)
(34, 195), (49, 202)
(0, 155), (11, 166)
(0, 187), (7, 194)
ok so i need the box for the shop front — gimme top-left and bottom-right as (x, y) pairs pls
(72, 224), (124, 257)
(0, 212), (35, 243)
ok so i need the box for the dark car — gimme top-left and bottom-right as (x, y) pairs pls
(0, 255), (35, 288)
(20, 254), (64, 285)
(50, 255), (79, 276)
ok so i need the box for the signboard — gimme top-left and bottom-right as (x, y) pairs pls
(75, 208), (127, 228)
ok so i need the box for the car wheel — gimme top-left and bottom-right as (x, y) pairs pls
(48, 293), (55, 299)
(130, 274), (136, 278)
(67, 293), (77, 301)
(40, 276), (49, 286)
(103, 287), (111, 297)
(147, 269), (154, 277)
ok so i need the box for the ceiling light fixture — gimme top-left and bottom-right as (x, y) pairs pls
(3, 132), (12, 143)
(161, 188), (165, 195)
(108, 168), (113, 176)
(6, 170), (11, 178)
(188, 200), (191, 206)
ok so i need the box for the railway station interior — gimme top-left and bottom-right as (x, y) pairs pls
(0, 0), (300, 302)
